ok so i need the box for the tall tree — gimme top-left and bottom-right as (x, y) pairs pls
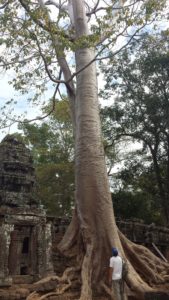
(0, 1), (169, 299)
(101, 32), (169, 224)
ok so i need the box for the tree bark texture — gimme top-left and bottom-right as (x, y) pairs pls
(25, 1), (169, 299)
(60, 0), (125, 298)
(58, 1), (169, 299)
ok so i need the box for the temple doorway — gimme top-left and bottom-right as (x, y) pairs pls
(8, 225), (37, 276)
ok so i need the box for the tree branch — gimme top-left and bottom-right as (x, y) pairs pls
(18, 0), (71, 40)
(96, 23), (147, 61)
(0, 54), (38, 68)
(0, 1), (9, 9)
(19, 0), (51, 32)
(64, 24), (147, 85)
(3, 71), (62, 125)
(86, 0), (142, 16)
(45, 0), (67, 12)
(0, 120), (16, 130)
(35, 0), (76, 126)
(33, 33), (63, 84)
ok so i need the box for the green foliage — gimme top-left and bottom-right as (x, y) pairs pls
(19, 99), (74, 216)
(101, 32), (169, 224)
(113, 191), (163, 225)
(112, 155), (164, 224)
(0, 0), (167, 111)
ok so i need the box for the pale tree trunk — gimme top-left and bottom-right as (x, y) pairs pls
(59, 1), (169, 299)
(60, 0), (150, 299)
(73, 0), (122, 289)
(25, 1), (169, 300)
(56, 1), (124, 299)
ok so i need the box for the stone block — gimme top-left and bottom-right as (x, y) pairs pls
(16, 288), (29, 298)
(145, 292), (169, 300)
(33, 280), (58, 292)
(9, 293), (17, 300)
(15, 294), (21, 300)
(0, 291), (10, 300)
(13, 275), (34, 284)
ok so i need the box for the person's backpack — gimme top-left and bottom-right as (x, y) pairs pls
(122, 260), (128, 280)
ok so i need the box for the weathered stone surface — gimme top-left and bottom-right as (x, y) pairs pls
(145, 292), (169, 299)
(0, 135), (54, 286)
(15, 288), (29, 298)
(0, 135), (38, 207)
(13, 275), (35, 284)
(31, 279), (58, 292)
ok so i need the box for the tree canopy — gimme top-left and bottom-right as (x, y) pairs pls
(0, 0), (167, 127)
(101, 31), (169, 224)
(0, 1), (169, 300)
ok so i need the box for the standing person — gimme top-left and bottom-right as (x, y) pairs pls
(109, 247), (123, 300)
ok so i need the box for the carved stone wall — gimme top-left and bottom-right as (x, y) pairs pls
(0, 135), (53, 286)
(0, 135), (38, 207)
(49, 217), (169, 273)
(116, 219), (169, 259)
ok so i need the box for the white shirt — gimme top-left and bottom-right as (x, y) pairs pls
(109, 255), (122, 280)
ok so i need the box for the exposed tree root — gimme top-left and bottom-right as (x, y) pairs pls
(120, 230), (169, 282)
(25, 216), (169, 300)
(26, 278), (77, 300)
(79, 243), (93, 300)
(39, 280), (72, 299)
(26, 292), (40, 300)
(119, 230), (169, 299)
(58, 209), (80, 258)
(101, 281), (116, 300)
(26, 266), (81, 300)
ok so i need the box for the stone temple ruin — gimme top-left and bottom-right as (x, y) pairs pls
(0, 135), (53, 286)
(1, 134), (169, 293)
